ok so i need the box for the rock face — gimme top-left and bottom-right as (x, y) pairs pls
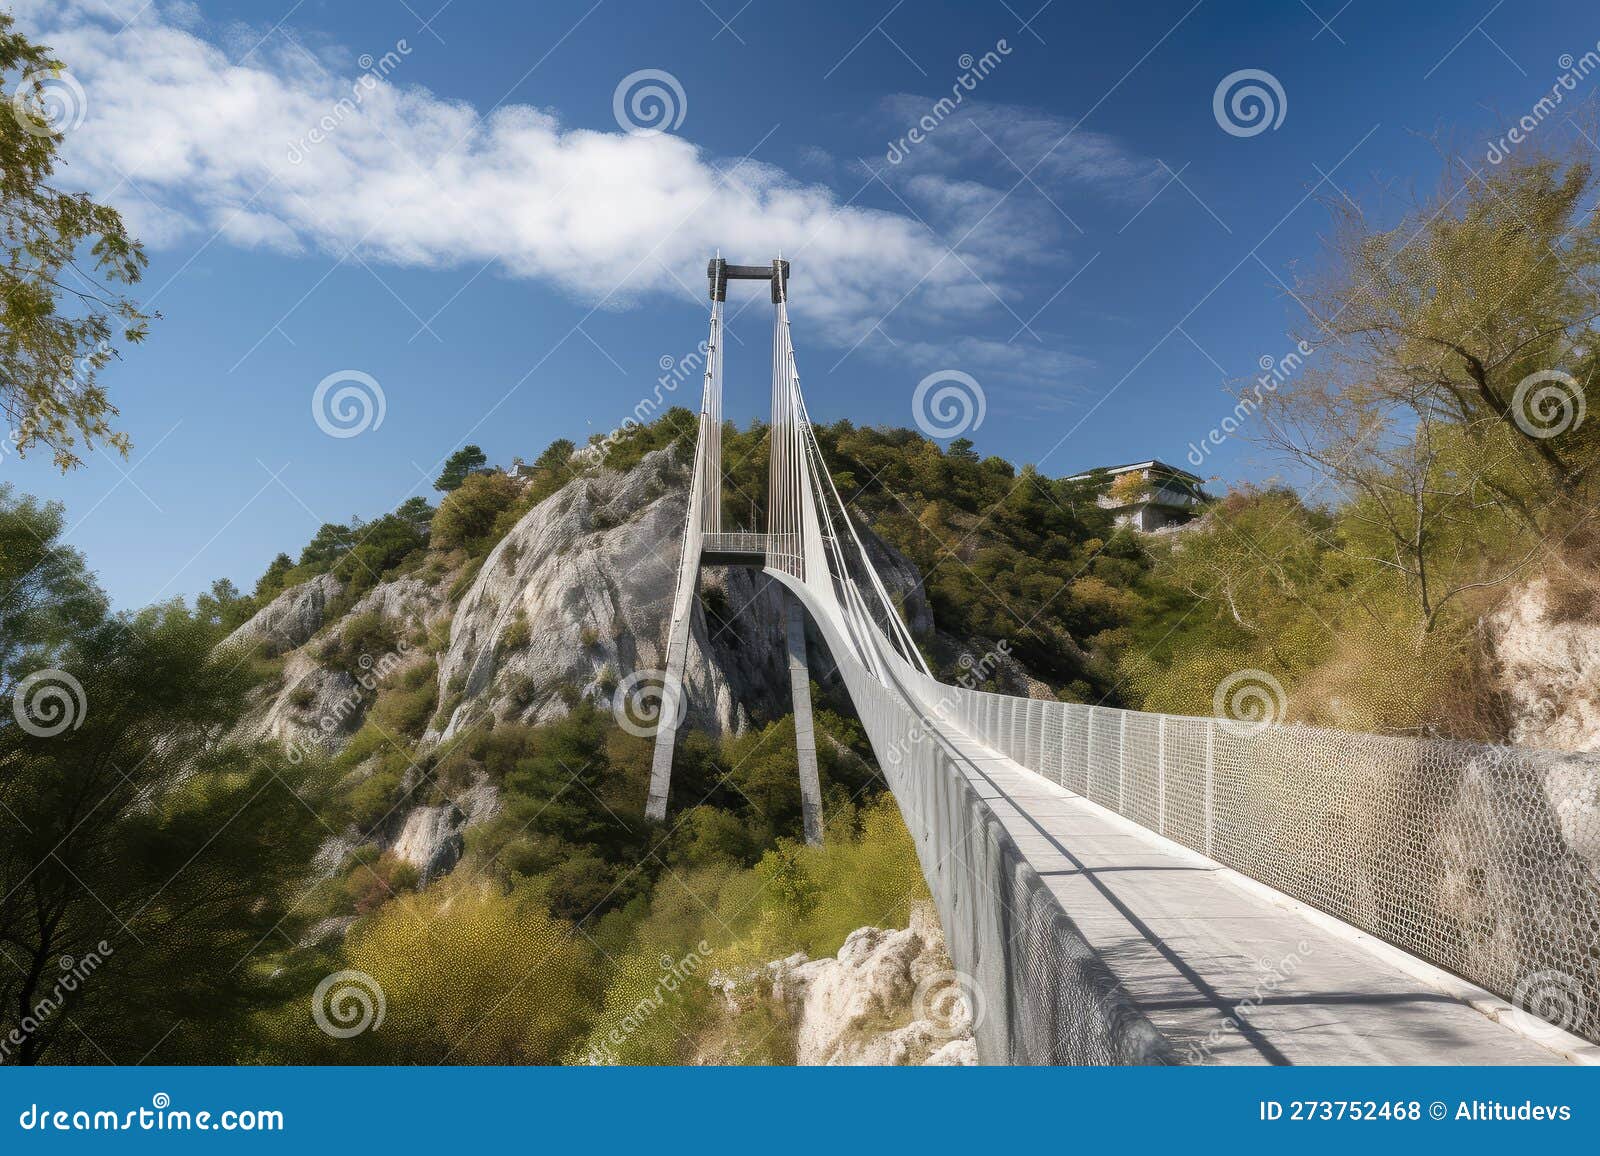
(223, 571), (448, 756)
(226, 572), (343, 657)
(218, 446), (930, 898)
(430, 445), (929, 744)
(391, 804), (465, 883)
(1489, 578), (1600, 752)
(721, 903), (978, 1066)
(387, 777), (502, 884)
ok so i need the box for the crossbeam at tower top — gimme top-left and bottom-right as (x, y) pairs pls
(707, 256), (790, 302)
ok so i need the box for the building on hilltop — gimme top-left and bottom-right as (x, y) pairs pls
(1065, 460), (1211, 532)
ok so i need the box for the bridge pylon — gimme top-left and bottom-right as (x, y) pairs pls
(646, 257), (827, 841)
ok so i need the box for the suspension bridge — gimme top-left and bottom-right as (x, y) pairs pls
(644, 257), (1600, 1066)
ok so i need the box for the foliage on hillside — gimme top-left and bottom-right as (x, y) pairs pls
(1122, 136), (1600, 738)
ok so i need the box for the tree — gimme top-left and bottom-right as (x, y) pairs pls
(394, 495), (434, 534)
(1259, 134), (1600, 632)
(0, 490), (321, 1062)
(0, 484), (103, 693)
(193, 576), (255, 637)
(253, 552), (294, 601)
(336, 878), (597, 1064)
(430, 471), (519, 552)
(1, 15), (152, 469)
(531, 438), (576, 474)
(434, 445), (487, 493)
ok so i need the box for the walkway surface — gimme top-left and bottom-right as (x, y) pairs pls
(938, 725), (1565, 1065)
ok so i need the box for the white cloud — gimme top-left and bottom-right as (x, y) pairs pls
(15, 3), (1142, 404)
(19, 0), (977, 344)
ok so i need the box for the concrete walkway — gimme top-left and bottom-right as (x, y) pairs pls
(938, 726), (1566, 1065)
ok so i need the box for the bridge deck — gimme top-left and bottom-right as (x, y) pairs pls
(939, 726), (1565, 1065)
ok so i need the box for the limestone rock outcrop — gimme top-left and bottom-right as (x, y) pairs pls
(429, 445), (929, 744)
(1489, 578), (1600, 752)
(717, 903), (978, 1065)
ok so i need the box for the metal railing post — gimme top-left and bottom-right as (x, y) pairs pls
(1204, 722), (1215, 858)
(1118, 711), (1127, 815)
(1157, 715), (1166, 836)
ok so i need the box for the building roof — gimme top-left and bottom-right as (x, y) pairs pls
(1063, 459), (1204, 484)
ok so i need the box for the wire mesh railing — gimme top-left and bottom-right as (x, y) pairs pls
(892, 666), (1600, 1048)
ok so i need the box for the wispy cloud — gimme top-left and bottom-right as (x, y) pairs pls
(872, 94), (1166, 199)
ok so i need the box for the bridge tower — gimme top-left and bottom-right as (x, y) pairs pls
(645, 257), (829, 841)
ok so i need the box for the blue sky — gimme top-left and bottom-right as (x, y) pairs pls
(8, 0), (1597, 606)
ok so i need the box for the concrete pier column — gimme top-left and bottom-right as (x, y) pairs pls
(786, 592), (824, 845)
(646, 538), (702, 822)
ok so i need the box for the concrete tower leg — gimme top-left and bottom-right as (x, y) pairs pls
(646, 541), (701, 822)
(786, 591), (825, 845)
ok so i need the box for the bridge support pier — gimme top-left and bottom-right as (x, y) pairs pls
(786, 591), (824, 845)
(646, 539), (701, 823)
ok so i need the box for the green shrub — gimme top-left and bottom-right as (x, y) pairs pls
(431, 472), (520, 555)
(500, 610), (531, 653)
